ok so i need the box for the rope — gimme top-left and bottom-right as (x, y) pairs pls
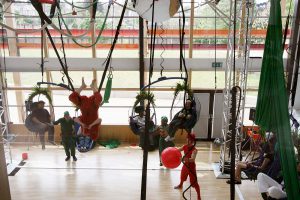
(44, 26), (74, 91)
(148, 0), (156, 79)
(233, 0), (237, 87)
(98, 0), (128, 92)
(108, 3), (115, 75)
(214, 3), (217, 91)
(40, 21), (44, 82)
(177, 1), (195, 200)
(0, 22), (49, 34)
(61, 0), (105, 10)
(30, 0), (74, 91)
(57, 8), (73, 88)
(56, 1), (111, 48)
(182, 136), (198, 200)
(159, 23), (166, 77)
(230, 0), (238, 199)
(1, 22), (8, 88)
(3, 0), (96, 38)
(0, 16), (94, 38)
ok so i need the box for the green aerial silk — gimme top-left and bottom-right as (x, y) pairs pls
(103, 76), (113, 103)
(255, 0), (300, 199)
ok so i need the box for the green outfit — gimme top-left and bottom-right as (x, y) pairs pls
(158, 125), (175, 162)
(53, 118), (76, 157)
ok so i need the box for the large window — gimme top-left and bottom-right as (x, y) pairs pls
(19, 72), (43, 87)
(191, 71), (225, 89)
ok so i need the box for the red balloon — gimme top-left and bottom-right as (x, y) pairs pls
(161, 147), (182, 169)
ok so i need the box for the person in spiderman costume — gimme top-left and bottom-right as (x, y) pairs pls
(174, 133), (201, 200)
(69, 78), (102, 141)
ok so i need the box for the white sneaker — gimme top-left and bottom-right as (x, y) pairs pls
(165, 136), (171, 142)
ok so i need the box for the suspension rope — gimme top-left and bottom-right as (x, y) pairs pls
(177, 1), (196, 200)
(148, 0), (157, 79)
(57, 6), (74, 88)
(149, 23), (157, 78)
(30, 0), (75, 91)
(15, 0), (96, 39)
(159, 23), (165, 77)
(61, 0), (104, 9)
(57, 2), (111, 48)
(98, 0), (128, 92)
(40, 22), (44, 82)
(214, 2), (217, 91)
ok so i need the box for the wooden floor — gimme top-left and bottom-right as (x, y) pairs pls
(7, 142), (261, 200)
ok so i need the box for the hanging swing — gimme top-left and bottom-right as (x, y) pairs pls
(29, 0), (128, 143)
(128, 91), (159, 150)
(168, 82), (201, 139)
(24, 24), (54, 133)
(129, 91), (157, 135)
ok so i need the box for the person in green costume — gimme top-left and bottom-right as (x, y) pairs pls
(53, 111), (77, 161)
(158, 116), (175, 166)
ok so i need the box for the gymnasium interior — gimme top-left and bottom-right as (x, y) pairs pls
(1, 0), (300, 199)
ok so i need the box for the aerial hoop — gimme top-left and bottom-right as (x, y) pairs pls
(37, 81), (72, 91)
(141, 76), (187, 91)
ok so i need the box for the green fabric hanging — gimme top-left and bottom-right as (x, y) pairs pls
(103, 76), (113, 103)
(255, 0), (300, 199)
(99, 139), (120, 149)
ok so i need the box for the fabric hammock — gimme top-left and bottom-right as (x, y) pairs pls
(255, 0), (300, 199)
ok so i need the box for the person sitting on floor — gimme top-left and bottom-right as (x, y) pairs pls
(157, 116), (175, 166)
(166, 99), (197, 142)
(53, 111), (77, 161)
(257, 163), (300, 200)
(227, 132), (276, 184)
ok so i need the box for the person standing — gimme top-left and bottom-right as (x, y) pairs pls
(174, 133), (201, 200)
(53, 111), (77, 161)
(157, 116), (174, 166)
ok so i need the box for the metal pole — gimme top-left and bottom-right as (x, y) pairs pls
(0, 135), (11, 200)
(140, 103), (150, 200)
(139, 17), (145, 90)
(230, 86), (237, 200)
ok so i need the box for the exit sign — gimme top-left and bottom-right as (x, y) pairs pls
(212, 62), (223, 68)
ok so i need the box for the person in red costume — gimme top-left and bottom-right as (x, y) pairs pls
(174, 133), (201, 200)
(69, 78), (102, 141)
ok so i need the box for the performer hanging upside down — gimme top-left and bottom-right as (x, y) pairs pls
(174, 133), (201, 200)
(69, 78), (102, 141)
(166, 99), (197, 141)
